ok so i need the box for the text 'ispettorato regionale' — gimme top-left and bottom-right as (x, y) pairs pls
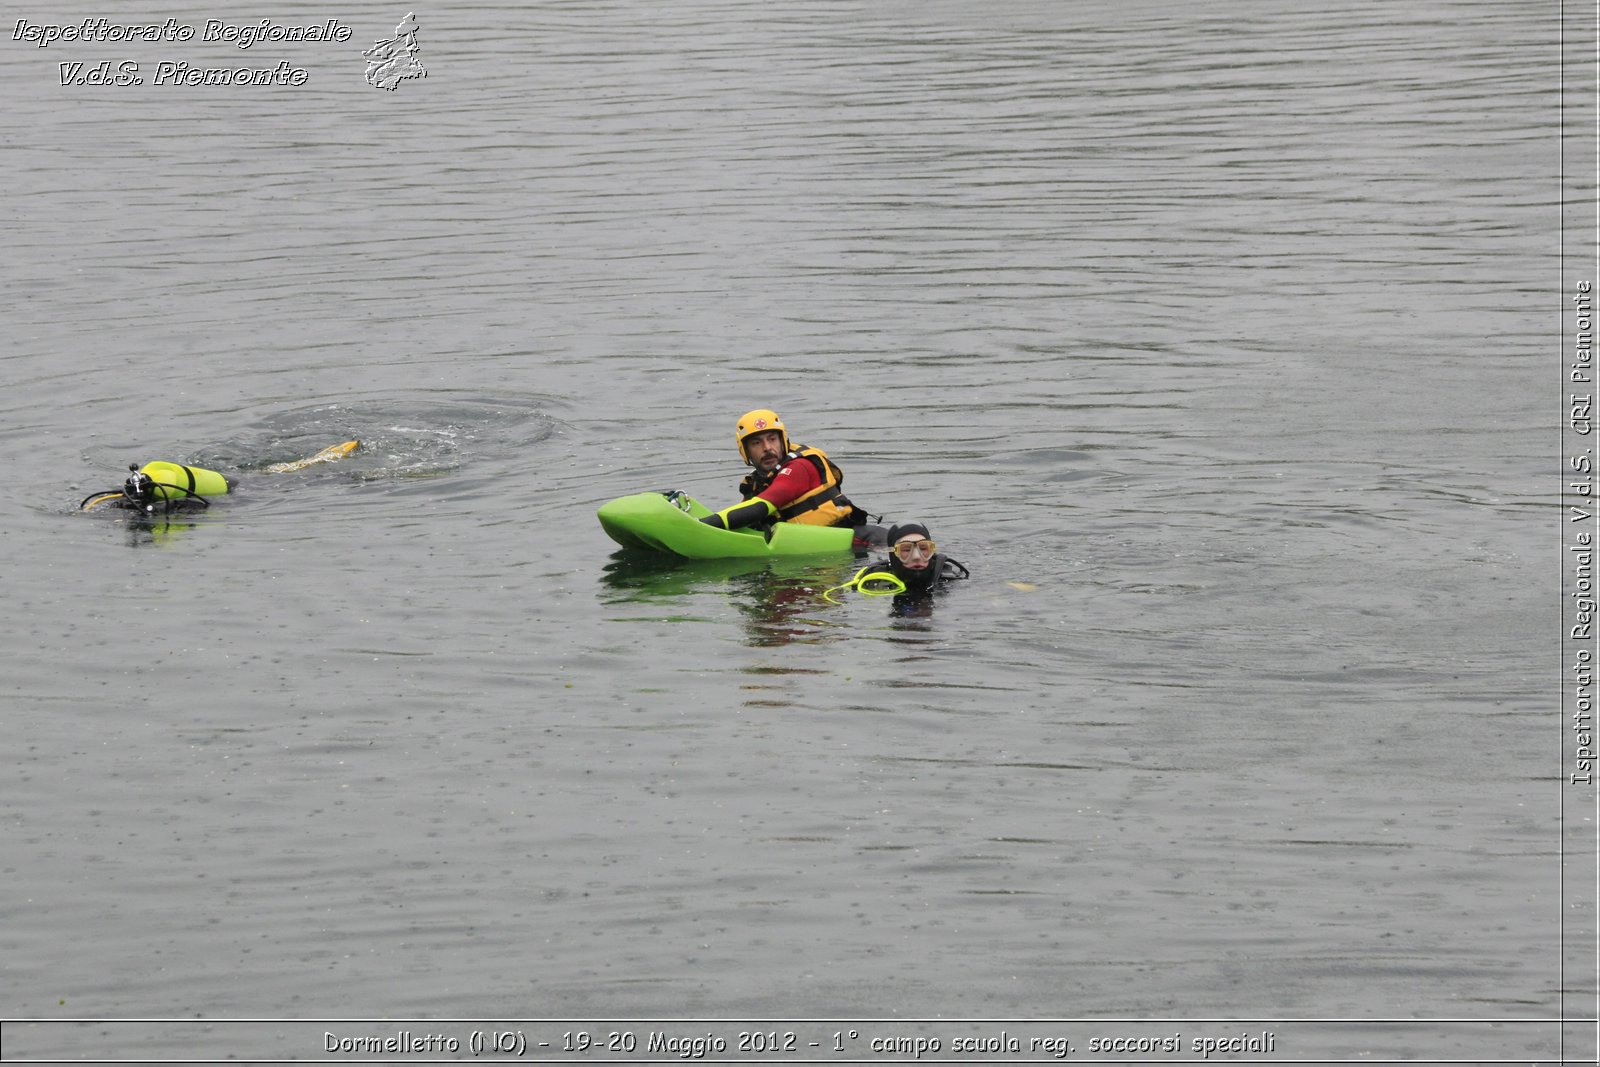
(13, 17), (353, 49)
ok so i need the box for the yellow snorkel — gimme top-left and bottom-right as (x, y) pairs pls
(821, 566), (909, 603)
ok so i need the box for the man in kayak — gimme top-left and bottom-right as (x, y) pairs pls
(699, 408), (874, 533)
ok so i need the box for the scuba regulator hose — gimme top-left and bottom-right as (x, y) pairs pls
(821, 566), (908, 603)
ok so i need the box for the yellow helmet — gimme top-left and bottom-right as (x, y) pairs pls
(735, 409), (790, 464)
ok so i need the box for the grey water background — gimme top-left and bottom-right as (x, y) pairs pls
(1, 0), (1570, 1061)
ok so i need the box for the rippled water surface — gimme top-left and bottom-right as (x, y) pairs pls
(1, 0), (1568, 1061)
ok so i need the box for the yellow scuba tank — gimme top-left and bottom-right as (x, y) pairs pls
(138, 461), (233, 503)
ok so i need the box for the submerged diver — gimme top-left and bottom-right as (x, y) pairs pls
(823, 522), (970, 605)
(80, 461), (237, 515)
(697, 409), (877, 535)
(79, 442), (359, 515)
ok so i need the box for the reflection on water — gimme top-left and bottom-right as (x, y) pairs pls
(114, 512), (207, 548)
(598, 545), (967, 643)
(600, 549), (862, 647)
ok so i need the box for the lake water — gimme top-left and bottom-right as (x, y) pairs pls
(1, 0), (1587, 1062)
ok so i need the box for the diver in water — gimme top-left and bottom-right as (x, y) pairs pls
(822, 522), (969, 607)
(79, 442), (359, 515)
(79, 461), (237, 516)
(882, 522), (969, 599)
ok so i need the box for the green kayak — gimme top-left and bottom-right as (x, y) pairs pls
(597, 491), (860, 559)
